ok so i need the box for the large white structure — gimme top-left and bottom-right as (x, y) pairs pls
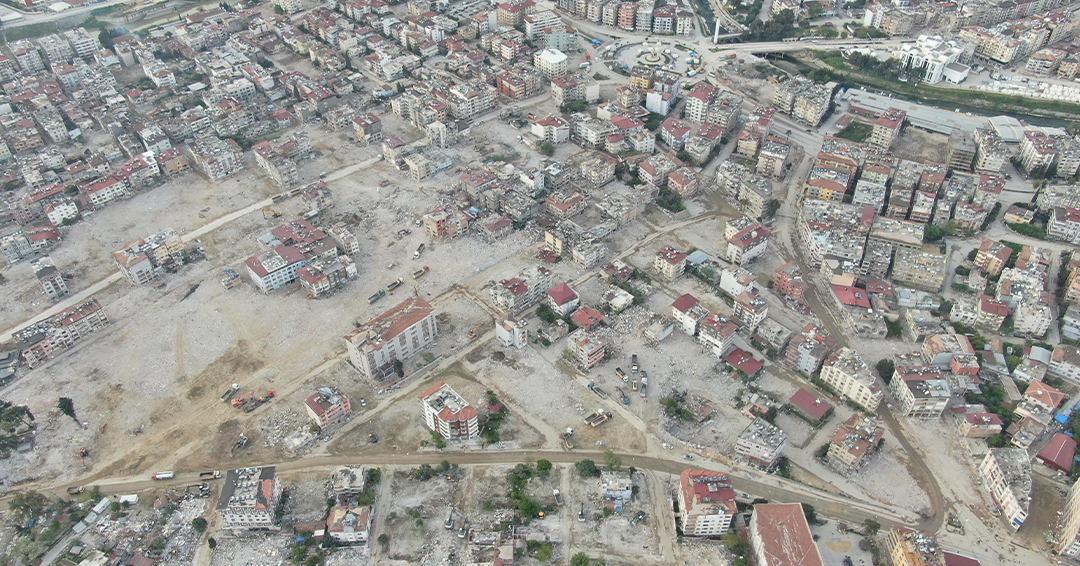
(216, 467), (282, 530)
(895, 35), (971, 84)
(418, 381), (479, 440)
(533, 49), (568, 79)
(345, 297), (438, 381)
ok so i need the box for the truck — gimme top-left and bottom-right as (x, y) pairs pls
(66, 486), (84, 495)
(414, 243), (425, 259)
(387, 278), (404, 292)
(152, 471), (174, 480)
(639, 375), (648, 398)
(631, 354), (639, 373)
(615, 367), (627, 382)
(590, 412), (611, 427)
(220, 383), (239, 402)
(587, 382), (608, 400)
(412, 266), (430, 279)
(562, 428), (575, 449)
(584, 409), (606, 425)
(553, 489), (564, 506)
(368, 289), (386, 304)
(199, 471), (222, 480)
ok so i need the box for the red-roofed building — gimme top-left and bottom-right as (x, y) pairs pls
(305, 387), (352, 428)
(345, 296), (438, 381)
(1037, 433), (1075, 473)
(418, 381), (479, 440)
(570, 305), (603, 330)
(546, 282), (579, 316)
(773, 261), (808, 302)
(788, 388), (833, 423)
(943, 552), (981, 566)
(749, 503), (824, 566)
(831, 284), (872, 309)
(725, 223), (770, 264)
(726, 348), (763, 378)
(953, 406), (1003, 438)
(660, 117), (692, 150)
(654, 246), (688, 279)
(672, 293), (708, 336)
(1024, 380), (1065, 412)
(678, 470), (737, 536)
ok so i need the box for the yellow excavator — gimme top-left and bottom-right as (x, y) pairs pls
(262, 208), (282, 219)
(467, 324), (482, 339)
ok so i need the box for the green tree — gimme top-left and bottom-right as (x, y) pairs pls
(377, 533), (390, 547)
(517, 497), (540, 519)
(57, 397), (78, 423)
(571, 552), (591, 566)
(9, 491), (49, 521)
(393, 359), (404, 378)
(924, 224), (944, 242)
(537, 543), (553, 561)
(536, 459), (552, 477)
(192, 517), (208, 533)
(208, 537), (217, 549)
(875, 359), (895, 383)
(863, 518), (881, 536)
(603, 449), (621, 469)
(539, 142), (555, 156)
(576, 459), (598, 478)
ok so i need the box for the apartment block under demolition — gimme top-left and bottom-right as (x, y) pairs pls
(826, 414), (884, 474)
(735, 418), (787, 469)
(112, 228), (184, 286)
(217, 467), (282, 530)
(978, 448), (1031, 531)
(419, 381), (479, 440)
(491, 264), (555, 313)
(19, 298), (110, 368)
(569, 327), (606, 368)
(819, 347), (883, 411)
(345, 296), (437, 381)
(304, 387), (352, 428)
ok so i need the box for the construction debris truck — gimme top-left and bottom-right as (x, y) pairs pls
(220, 383), (239, 402)
(412, 266), (430, 279)
(199, 471), (222, 480)
(587, 382), (608, 400)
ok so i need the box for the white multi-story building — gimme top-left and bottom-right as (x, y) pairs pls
(216, 467), (282, 530)
(418, 381), (479, 440)
(346, 296), (438, 381)
(890, 366), (951, 418)
(978, 448), (1031, 531)
(735, 418), (787, 469)
(819, 347), (883, 411)
(678, 470), (737, 537)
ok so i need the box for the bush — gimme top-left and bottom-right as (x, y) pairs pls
(536, 459), (552, 477)
(430, 431), (447, 449)
(539, 142), (554, 156)
(571, 552), (591, 566)
(191, 517), (208, 533)
(1008, 222), (1046, 239)
(576, 459), (598, 478)
(537, 543), (553, 561)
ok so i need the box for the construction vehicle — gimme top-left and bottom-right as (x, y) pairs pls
(632, 380), (639, 392)
(629, 511), (647, 525)
(66, 486), (83, 495)
(243, 392), (273, 413)
(232, 392), (254, 407)
(639, 375), (648, 398)
(615, 367), (627, 382)
(458, 519), (468, 539)
(233, 434), (248, 451)
(368, 289), (386, 304)
(563, 427), (575, 450)
(584, 409), (607, 425)
(631, 354), (639, 373)
(387, 278), (404, 292)
(590, 412), (611, 427)
(200, 471), (222, 480)
(261, 208), (282, 219)
(412, 266), (430, 279)
(77, 447), (89, 468)
(220, 383), (240, 402)
(151, 471), (174, 480)
(467, 324), (482, 339)
(414, 243), (425, 259)
(537, 510), (546, 519)
(445, 508), (455, 529)
(617, 388), (630, 405)
(587, 382), (608, 400)
(578, 503), (585, 522)
(553, 489), (564, 506)
(368, 428), (378, 443)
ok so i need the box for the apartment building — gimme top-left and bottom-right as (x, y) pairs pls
(217, 467), (282, 530)
(654, 246), (687, 279)
(1057, 477), (1080, 557)
(735, 418), (787, 469)
(978, 448), (1031, 531)
(826, 414), (884, 473)
(325, 505), (371, 544)
(922, 333), (976, 367)
(892, 245), (947, 292)
(725, 223), (769, 265)
(345, 296), (438, 381)
(191, 135), (245, 180)
(419, 381), (479, 440)
(773, 261), (808, 302)
(423, 206), (470, 240)
(733, 291), (769, 331)
(884, 527), (945, 566)
(974, 238), (1014, 276)
(697, 311), (739, 359)
(32, 257), (67, 301)
(869, 107), (906, 151)
(533, 48), (568, 79)
(678, 470), (737, 537)
(890, 366), (951, 418)
(569, 327), (606, 368)
(491, 265), (554, 313)
(304, 387), (352, 428)
(749, 504), (824, 566)
(672, 294), (710, 336)
(784, 323), (837, 376)
(495, 314), (527, 348)
(19, 298), (110, 368)
(820, 347), (883, 411)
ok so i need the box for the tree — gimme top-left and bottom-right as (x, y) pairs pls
(208, 537), (217, 549)
(273, 4), (285, 14)
(537, 543), (553, 561)
(603, 449), (621, 469)
(801, 503), (817, 524)
(517, 497), (540, 519)
(875, 359), (895, 383)
(98, 29), (114, 51)
(192, 517), (208, 533)
(539, 142), (555, 156)
(9, 491), (49, 521)
(571, 552), (591, 566)
(393, 359), (404, 378)
(924, 224), (944, 243)
(576, 459), (598, 478)
(377, 533), (390, 547)
(863, 518), (881, 536)
(57, 397), (78, 423)
(536, 459), (552, 477)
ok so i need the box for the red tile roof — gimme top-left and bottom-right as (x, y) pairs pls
(726, 348), (762, 376)
(752, 503), (823, 566)
(831, 285), (871, 309)
(546, 282), (578, 305)
(788, 388), (833, 420)
(672, 293), (699, 313)
(1037, 433), (1075, 472)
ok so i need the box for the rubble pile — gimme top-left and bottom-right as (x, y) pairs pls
(258, 409), (306, 449)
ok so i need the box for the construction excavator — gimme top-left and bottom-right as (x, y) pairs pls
(231, 392), (254, 407)
(262, 208), (282, 219)
(466, 324), (482, 339)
